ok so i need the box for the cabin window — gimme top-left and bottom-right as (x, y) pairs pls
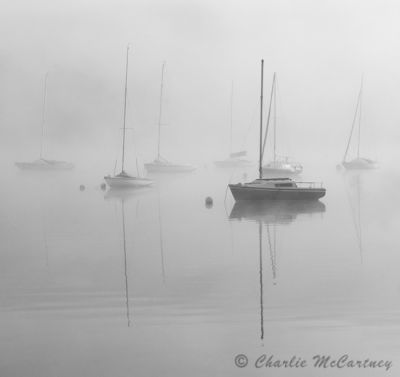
(275, 183), (294, 187)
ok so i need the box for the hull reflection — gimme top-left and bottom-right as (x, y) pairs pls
(104, 187), (153, 202)
(229, 200), (326, 224)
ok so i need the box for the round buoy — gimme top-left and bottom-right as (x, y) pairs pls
(79, 185), (85, 191)
(205, 196), (213, 208)
(100, 183), (107, 191)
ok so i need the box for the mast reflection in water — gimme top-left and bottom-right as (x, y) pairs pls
(229, 199), (326, 340)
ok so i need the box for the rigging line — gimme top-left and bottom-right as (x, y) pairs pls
(261, 73), (276, 163)
(224, 183), (230, 206)
(259, 60), (265, 179)
(357, 75), (363, 159)
(229, 81), (234, 156)
(343, 79), (363, 162)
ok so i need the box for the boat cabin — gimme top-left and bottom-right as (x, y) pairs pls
(249, 178), (298, 188)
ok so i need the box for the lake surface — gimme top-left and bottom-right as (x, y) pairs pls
(1, 161), (400, 376)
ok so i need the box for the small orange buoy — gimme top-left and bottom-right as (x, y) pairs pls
(205, 196), (213, 208)
(100, 183), (107, 191)
(79, 185), (85, 191)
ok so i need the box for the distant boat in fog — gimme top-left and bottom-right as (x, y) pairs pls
(262, 73), (302, 176)
(214, 82), (253, 168)
(228, 60), (326, 201)
(15, 73), (74, 171)
(144, 62), (196, 174)
(104, 46), (153, 189)
(340, 77), (377, 170)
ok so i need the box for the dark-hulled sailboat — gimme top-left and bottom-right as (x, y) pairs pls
(228, 60), (326, 201)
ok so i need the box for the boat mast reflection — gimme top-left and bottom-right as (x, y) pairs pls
(158, 190), (166, 283)
(266, 224), (277, 284)
(230, 199), (326, 340)
(258, 222), (264, 340)
(120, 199), (131, 327)
(344, 174), (363, 263)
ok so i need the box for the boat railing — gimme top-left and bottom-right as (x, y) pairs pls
(295, 181), (324, 189)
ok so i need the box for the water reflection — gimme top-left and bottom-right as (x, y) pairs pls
(104, 187), (153, 202)
(230, 199), (326, 341)
(258, 222), (264, 341)
(229, 200), (326, 224)
(157, 190), (166, 283)
(343, 173), (363, 263)
(120, 199), (131, 327)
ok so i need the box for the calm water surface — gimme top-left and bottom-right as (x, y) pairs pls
(1, 162), (400, 376)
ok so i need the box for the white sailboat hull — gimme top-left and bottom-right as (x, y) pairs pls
(342, 158), (377, 170)
(262, 166), (302, 175)
(15, 159), (74, 170)
(104, 175), (153, 188)
(144, 161), (196, 173)
(214, 158), (253, 168)
(262, 161), (302, 175)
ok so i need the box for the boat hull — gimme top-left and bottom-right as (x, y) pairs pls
(214, 159), (253, 168)
(262, 167), (302, 175)
(342, 158), (377, 170)
(15, 161), (74, 170)
(228, 184), (326, 201)
(104, 176), (153, 188)
(144, 163), (196, 173)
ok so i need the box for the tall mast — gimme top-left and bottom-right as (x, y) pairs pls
(39, 73), (48, 159)
(121, 45), (130, 172)
(229, 81), (234, 156)
(273, 75), (277, 163)
(357, 76), (363, 159)
(259, 60), (264, 179)
(343, 78), (362, 162)
(157, 62), (166, 160)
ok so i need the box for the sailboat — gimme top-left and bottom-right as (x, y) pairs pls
(214, 82), (253, 168)
(228, 60), (326, 201)
(144, 62), (196, 173)
(104, 46), (153, 188)
(340, 78), (377, 170)
(15, 73), (74, 170)
(262, 73), (302, 175)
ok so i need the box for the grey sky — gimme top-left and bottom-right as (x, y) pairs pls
(1, 0), (399, 164)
